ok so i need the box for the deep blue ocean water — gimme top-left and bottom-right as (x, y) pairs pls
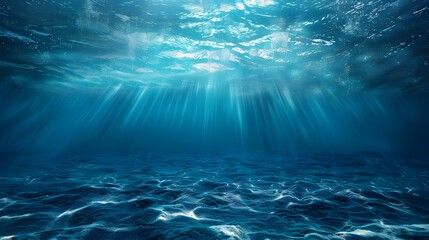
(1, 0), (429, 239)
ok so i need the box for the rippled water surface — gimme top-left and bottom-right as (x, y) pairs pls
(1, 154), (428, 240)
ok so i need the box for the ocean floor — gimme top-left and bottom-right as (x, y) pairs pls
(0, 153), (428, 239)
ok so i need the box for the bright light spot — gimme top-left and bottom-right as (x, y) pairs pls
(236, 2), (245, 10)
(244, 0), (276, 7)
(194, 63), (232, 72)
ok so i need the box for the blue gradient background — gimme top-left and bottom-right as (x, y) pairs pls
(1, 0), (429, 239)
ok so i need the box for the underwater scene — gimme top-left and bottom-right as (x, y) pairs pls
(1, 0), (429, 239)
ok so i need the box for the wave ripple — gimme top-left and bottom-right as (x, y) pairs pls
(0, 154), (428, 239)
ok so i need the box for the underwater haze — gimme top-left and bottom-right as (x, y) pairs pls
(1, 0), (429, 239)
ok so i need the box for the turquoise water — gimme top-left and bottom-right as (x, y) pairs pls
(1, 0), (429, 239)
